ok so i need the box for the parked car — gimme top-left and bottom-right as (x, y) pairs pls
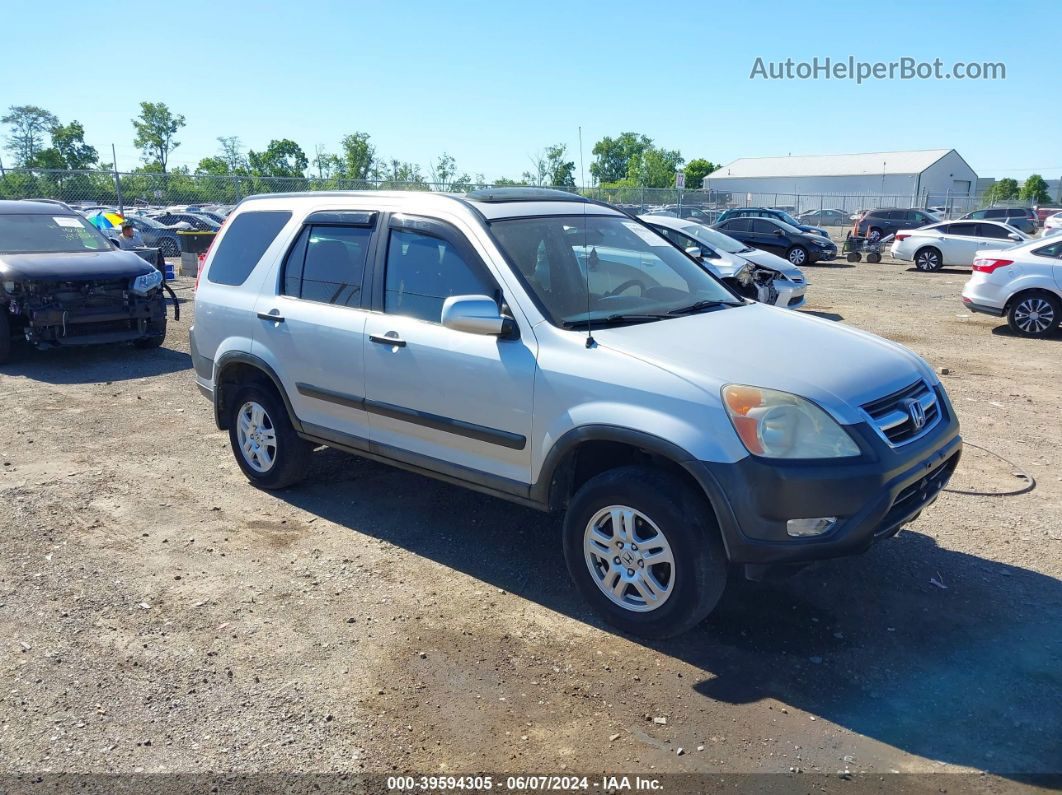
(1034, 206), (1062, 224)
(191, 187), (960, 637)
(1042, 212), (1062, 237)
(714, 216), (837, 266)
(640, 214), (807, 309)
(797, 208), (848, 226)
(652, 205), (722, 225)
(957, 207), (1038, 235)
(717, 207), (829, 238)
(150, 211), (220, 231)
(962, 235), (1062, 338)
(121, 214), (184, 257)
(0, 200), (170, 363)
(852, 208), (939, 241)
(889, 220), (1028, 272)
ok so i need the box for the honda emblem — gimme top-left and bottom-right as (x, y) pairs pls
(904, 398), (926, 431)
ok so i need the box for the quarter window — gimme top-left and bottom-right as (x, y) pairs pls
(384, 229), (493, 323)
(1032, 240), (1062, 259)
(207, 210), (292, 286)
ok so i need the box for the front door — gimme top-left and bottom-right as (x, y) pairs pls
(362, 215), (536, 488)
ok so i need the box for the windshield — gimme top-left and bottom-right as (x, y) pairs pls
(491, 214), (741, 328)
(132, 214), (165, 229)
(675, 222), (750, 254)
(774, 210), (803, 227)
(0, 213), (112, 254)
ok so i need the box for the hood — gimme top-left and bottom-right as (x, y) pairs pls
(800, 225), (830, 238)
(700, 249), (749, 279)
(739, 248), (805, 280)
(0, 249), (155, 282)
(592, 303), (933, 424)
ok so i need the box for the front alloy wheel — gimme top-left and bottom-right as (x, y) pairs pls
(1008, 294), (1060, 338)
(788, 246), (808, 266)
(583, 506), (675, 613)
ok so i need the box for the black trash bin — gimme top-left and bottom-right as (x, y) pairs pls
(177, 231), (217, 276)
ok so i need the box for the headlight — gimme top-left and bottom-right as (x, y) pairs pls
(721, 384), (860, 459)
(130, 270), (162, 296)
(810, 237), (830, 247)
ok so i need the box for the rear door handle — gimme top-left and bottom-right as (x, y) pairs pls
(370, 333), (406, 347)
(257, 311), (284, 323)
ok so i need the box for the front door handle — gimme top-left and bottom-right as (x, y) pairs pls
(257, 311), (284, 323)
(370, 332), (406, 347)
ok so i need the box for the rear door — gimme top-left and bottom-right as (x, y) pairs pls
(252, 210), (378, 442)
(361, 214), (536, 487)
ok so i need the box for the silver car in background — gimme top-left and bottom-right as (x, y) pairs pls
(641, 214), (807, 309)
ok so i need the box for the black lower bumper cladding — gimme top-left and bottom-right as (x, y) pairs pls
(23, 292), (167, 346)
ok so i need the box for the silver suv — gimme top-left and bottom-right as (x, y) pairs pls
(190, 188), (962, 638)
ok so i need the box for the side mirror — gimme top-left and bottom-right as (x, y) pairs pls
(685, 246), (703, 259)
(1007, 233), (1021, 241)
(442, 295), (515, 337)
(774, 229), (784, 236)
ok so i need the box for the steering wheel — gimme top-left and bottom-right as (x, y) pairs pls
(603, 279), (647, 298)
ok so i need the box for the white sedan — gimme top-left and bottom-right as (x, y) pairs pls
(1042, 212), (1062, 237)
(962, 235), (1062, 338)
(890, 220), (1028, 272)
(640, 214), (807, 308)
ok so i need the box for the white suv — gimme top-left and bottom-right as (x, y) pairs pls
(190, 188), (961, 638)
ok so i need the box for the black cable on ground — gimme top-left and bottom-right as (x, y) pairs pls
(944, 441), (1036, 497)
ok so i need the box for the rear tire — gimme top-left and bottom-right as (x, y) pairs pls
(159, 238), (179, 258)
(866, 252), (882, 264)
(562, 466), (728, 638)
(914, 247), (943, 272)
(1007, 291), (1061, 338)
(846, 252), (861, 263)
(228, 384), (311, 489)
(0, 309), (10, 364)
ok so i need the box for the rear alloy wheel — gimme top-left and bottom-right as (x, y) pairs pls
(0, 309), (10, 364)
(1007, 292), (1061, 338)
(228, 385), (312, 489)
(159, 238), (179, 258)
(563, 466), (727, 638)
(787, 245), (808, 266)
(914, 247), (943, 272)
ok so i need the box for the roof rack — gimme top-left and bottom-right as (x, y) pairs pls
(464, 187), (589, 204)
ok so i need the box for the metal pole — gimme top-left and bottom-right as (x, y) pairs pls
(578, 126), (585, 192)
(0, 155), (6, 178)
(112, 144), (124, 214)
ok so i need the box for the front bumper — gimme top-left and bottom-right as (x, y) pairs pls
(691, 393), (961, 565)
(808, 247), (837, 262)
(23, 292), (166, 346)
(773, 281), (806, 309)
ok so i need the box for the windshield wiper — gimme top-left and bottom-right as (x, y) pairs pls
(667, 299), (744, 315)
(561, 313), (669, 330)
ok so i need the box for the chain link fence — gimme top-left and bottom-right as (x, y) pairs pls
(0, 167), (998, 224)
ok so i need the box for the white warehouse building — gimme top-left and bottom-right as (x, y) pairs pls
(704, 149), (979, 202)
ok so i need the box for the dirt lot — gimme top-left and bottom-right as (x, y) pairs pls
(1, 256), (1060, 787)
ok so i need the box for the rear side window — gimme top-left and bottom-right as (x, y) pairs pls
(985, 209), (1005, 219)
(948, 223), (980, 236)
(724, 218), (751, 233)
(283, 225), (372, 306)
(207, 210), (292, 286)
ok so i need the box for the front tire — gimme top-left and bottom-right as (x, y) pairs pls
(787, 245), (808, 266)
(914, 247), (943, 272)
(133, 315), (167, 349)
(562, 466), (728, 638)
(1007, 292), (1061, 338)
(228, 385), (311, 489)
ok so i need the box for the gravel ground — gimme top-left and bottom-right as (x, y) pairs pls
(0, 258), (1059, 788)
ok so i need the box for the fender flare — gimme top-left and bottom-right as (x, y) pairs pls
(212, 351), (302, 432)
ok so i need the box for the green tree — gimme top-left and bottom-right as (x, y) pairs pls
(545, 143), (576, 187)
(684, 158), (718, 190)
(429, 153), (471, 191)
(339, 132), (375, 180)
(248, 139), (308, 178)
(217, 136), (248, 173)
(51, 121), (98, 169)
(627, 145), (684, 188)
(590, 132), (652, 184)
(132, 101), (186, 173)
(312, 146), (344, 179)
(27, 148), (65, 169)
(2, 105), (59, 165)
(984, 178), (1019, 204)
(196, 156), (232, 176)
(1020, 174), (1051, 204)
(493, 176), (529, 186)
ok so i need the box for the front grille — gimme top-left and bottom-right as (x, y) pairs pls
(861, 380), (941, 446)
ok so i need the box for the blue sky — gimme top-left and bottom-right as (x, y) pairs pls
(4, 0), (1060, 182)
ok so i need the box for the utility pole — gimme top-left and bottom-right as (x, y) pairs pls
(112, 144), (124, 214)
(0, 155), (5, 178)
